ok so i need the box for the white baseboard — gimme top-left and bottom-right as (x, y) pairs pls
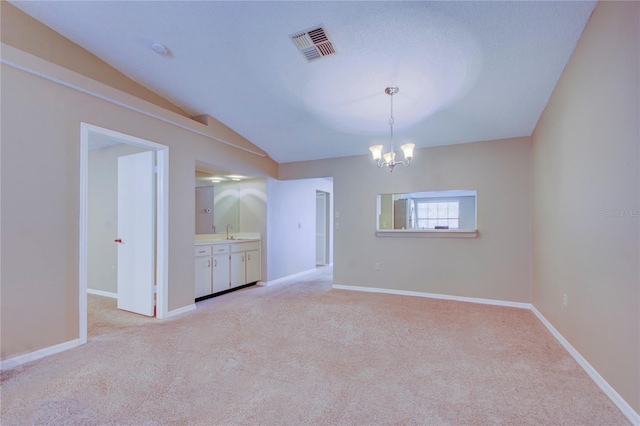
(331, 284), (532, 310)
(166, 303), (196, 318)
(0, 338), (83, 370)
(87, 289), (117, 298)
(258, 268), (319, 287)
(531, 307), (639, 425)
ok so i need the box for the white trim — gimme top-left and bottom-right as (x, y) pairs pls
(531, 307), (640, 426)
(332, 284), (532, 309)
(79, 126), (89, 345)
(87, 289), (117, 299)
(155, 144), (170, 319)
(0, 339), (82, 371)
(0, 45), (266, 158)
(375, 229), (477, 238)
(166, 304), (197, 318)
(258, 268), (319, 287)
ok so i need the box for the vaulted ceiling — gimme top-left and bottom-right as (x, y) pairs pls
(11, 1), (596, 163)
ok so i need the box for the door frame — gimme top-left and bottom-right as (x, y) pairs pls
(79, 123), (169, 345)
(315, 190), (330, 266)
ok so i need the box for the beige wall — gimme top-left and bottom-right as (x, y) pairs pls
(0, 2), (190, 117)
(280, 136), (532, 303)
(532, 1), (639, 412)
(88, 143), (147, 294)
(0, 49), (277, 360)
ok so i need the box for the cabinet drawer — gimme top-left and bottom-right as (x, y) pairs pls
(230, 241), (260, 252)
(194, 246), (212, 257)
(212, 245), (230, 254)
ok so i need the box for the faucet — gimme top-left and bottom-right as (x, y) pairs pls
(226, 224), (233, 239)
(211, 224), (216, 234)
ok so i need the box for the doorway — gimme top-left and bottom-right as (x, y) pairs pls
(316, 191), (330, 266)
(79, 123), (169, 345)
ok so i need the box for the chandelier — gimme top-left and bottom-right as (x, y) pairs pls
(369, 86), (415, 172)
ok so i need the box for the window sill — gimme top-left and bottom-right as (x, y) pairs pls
(375, 229), (478, 238)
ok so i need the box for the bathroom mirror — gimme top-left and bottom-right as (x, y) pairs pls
(195, 170), (240, 234)
(377, 190), (477, 234)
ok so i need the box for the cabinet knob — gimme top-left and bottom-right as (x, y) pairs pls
(114, 238), (123, 243)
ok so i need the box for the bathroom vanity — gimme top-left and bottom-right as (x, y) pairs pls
(194, 234), (261, 301)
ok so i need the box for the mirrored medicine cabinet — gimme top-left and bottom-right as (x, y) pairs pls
(195, 170), (241, 234)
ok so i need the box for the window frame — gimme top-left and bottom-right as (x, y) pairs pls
(415, 199), (460, 230)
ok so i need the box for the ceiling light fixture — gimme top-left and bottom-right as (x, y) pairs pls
(369, 86), (415, 172)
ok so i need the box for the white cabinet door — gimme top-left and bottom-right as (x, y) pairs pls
(230, 252), (246, 288)
(245, 250), (260, 283)
(213, 254), (230, 293)
(194, 256), (212, 298)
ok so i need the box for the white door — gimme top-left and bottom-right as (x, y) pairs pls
(116, 151), (155, 316)
(316, 192), (327, 266)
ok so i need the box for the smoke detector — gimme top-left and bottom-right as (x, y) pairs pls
(290, 26), (336, 62)
(151, 42), (169, 56)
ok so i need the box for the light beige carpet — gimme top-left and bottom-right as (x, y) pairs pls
(1, 267), (629, 425)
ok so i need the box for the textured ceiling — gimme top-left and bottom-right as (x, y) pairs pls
(11, 1), (596, 163)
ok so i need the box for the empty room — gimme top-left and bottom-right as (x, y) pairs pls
(1, 1), (638, 424)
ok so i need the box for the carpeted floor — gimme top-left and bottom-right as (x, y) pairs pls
(1, 266), (630, 425)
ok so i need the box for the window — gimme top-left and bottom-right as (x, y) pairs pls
(416, 201), (459, 229)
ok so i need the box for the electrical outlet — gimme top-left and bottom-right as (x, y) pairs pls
(111, 265), (116, 274)
(374, 262), (380, 271)
(563, 293), (568, 308)
(335, 222), (340, 229)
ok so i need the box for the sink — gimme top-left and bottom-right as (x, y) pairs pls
(195, 233), (261, 243)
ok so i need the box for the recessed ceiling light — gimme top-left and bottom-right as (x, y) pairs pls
(151, 42), (169, 56)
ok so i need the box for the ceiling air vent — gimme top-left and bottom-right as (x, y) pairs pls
(290, 26), (336, 63)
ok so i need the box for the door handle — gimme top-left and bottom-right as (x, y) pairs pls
(114, 238), (123, 243)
